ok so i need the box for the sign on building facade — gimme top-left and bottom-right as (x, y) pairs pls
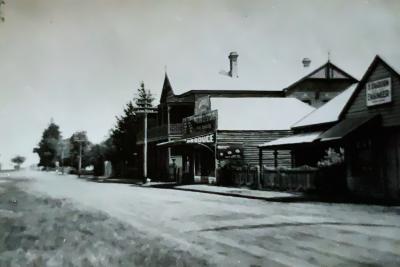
(186, 134), (215, 144)
(217, 144), (243, 159)
(366, 77), (392, 107)
(182, 110), (217, 138)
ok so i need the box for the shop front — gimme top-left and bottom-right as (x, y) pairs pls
(157, 108), (218, 184)
(259, 55), (400, 200)
(158, 133), (216, 184)
(335, 56), (400, 200)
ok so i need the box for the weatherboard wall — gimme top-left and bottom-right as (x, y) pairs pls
(342, 58), (400, 200)
(345, 62), (400, 127)
(217, 130), (292, 167)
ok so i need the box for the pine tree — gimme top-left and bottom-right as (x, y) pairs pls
(109, 101), (138, 176)
(33, 121), (62, 168)
(135, 81), (154, 108)
(108, 81), (155, 177)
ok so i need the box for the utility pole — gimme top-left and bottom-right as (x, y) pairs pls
(74, 137), (85, 177)
(134, 82), (156, 182)
(59, 142), (65, 174)
(134, 106), (157, 181)
(143, 109), (148, 179)
(78, 142), (82, 176)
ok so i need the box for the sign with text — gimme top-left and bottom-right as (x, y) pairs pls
(366, 78), (392, 107)
(186, 134), (215, 144)
(217, 144), (243, 160)
(182, 110), (217, 137)
(133, 107), (158, 114)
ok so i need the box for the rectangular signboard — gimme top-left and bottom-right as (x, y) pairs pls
(134, 107), (158, 114)
(366, 77), (391, 107)
(217, 144), (243, 159)
(182, 110), (217, 137)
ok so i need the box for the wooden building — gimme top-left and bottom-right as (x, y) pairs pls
(260, 55), (400, 200)
(284, 61), (357, 108)
(259, 83), (358, 191)
(136, 52), (357, 185)
(327, 55), (400, 199)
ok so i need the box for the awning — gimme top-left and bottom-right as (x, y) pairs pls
(318, 115), (381, 142)
(156, 139), (186, 147)
(156, 135), (215, 150)
(259, 131), (323, 149)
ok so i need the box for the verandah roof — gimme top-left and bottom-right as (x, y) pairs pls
(318, 115), (380, 142)
(258, 131), (323, 149)
(260, 115), (381, 149)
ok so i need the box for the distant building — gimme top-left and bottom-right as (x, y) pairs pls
(284, 61), (358, 108)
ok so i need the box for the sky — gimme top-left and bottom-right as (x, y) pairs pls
(0, 0), (399, 169)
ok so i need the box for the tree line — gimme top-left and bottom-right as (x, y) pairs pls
(33, 82), (154, 177)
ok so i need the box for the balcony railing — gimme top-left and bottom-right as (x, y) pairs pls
(137, 123), (183, 143)
(169, 123), (183, 135)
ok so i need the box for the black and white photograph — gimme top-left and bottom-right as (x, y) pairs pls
(1, 0), (400, 266)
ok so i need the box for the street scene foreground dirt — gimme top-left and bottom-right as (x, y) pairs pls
(1, 170), (400, 266)
(0, 177), (207, 266)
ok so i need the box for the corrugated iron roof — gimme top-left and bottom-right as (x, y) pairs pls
(292, 83), (358, 129)
(259, 131), (323, 148)
(210, 97), (314, 131)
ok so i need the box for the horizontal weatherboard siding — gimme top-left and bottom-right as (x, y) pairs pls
(217, 130), (292, 167)
(346, 62), (400, 127)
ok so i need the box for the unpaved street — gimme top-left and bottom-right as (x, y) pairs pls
(1, 170), (400, 266)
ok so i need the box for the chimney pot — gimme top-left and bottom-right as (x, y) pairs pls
(228, 52), (239, 78)
(302, 57), (311, 68)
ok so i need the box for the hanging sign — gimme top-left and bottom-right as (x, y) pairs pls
(133, 107), (158, 114)
(182, 110), (217, 137)
(366, 78), (392, 107)
(186, 134), (215, 144)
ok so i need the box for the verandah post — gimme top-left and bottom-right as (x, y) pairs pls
(274, 150), (278, 169)
(258, 148), (263, 189)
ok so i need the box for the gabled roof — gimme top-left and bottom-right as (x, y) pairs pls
(284, 61), (358, 94)
(339, 55), (400, 119)
(292, 83), (357, 129)
(160, 73), (174, 103)
(210, 97), (315, 131)
(177, 89), (284, 98)
(157, 55), (357, 104)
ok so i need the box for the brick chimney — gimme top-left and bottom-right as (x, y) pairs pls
(228, 52), (239, 78)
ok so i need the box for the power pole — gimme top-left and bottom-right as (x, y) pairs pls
(143, 110), (148, 179)
(134, 82), (156, 182)
(78, 142), (82, 176)
(59, 142), (65, 174)
(74, 137), (85, 177)
(134, 107), (157, 181)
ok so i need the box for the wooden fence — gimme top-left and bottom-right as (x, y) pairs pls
(262, 168), (318, 191)
(226, 165), (319, 191)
